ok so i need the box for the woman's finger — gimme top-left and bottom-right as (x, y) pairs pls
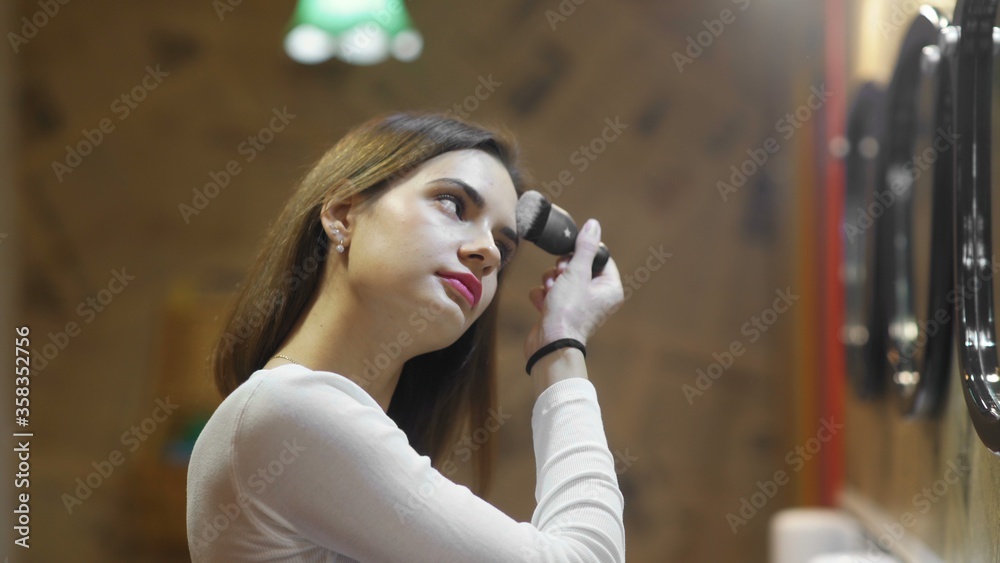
(528, 286), (546, 312)
(542, 266), (562, 290)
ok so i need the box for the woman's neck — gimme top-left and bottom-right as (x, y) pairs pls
(268, 287), (411, 413)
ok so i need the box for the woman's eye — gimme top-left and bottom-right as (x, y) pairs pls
(436, 194), (464, 217)
(498, 242), (514, 268)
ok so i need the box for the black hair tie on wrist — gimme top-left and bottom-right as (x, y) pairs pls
(525, 338), (587, 376)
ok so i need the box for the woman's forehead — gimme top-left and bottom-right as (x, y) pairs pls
(420, 150), (511, 181)
(410, 151), (517, 207)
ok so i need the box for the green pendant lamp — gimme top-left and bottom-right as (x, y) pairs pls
(284, 0), (423, 65)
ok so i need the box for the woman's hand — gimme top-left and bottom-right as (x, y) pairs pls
(524, 219), (625, 361)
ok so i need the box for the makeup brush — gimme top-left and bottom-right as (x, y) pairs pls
(515, 190), (610, 276)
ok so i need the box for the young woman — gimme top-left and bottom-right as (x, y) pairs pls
(185, 112), (626, 562)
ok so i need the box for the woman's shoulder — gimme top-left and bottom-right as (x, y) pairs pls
(221, 364), (400, 473)
(237, 364), (383, 423)
(229, 364), (397, 446)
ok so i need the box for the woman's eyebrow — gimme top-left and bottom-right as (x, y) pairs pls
(431, 177), (519, 248)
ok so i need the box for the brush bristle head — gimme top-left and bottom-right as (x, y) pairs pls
(515, 190), (550, 240)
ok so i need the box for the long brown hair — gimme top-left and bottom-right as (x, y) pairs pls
(208, 112), (528, 498)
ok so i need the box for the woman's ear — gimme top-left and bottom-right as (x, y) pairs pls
(321, 198), (351, 238)
(322, 189), (368, 238)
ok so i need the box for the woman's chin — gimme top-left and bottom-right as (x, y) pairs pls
(402, 284), (470, 337)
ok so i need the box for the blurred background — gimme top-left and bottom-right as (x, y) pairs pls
(1, 0), (998, 561)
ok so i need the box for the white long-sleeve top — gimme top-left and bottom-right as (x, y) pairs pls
(185, 363), (625, 562)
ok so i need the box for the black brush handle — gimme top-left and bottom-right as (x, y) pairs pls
(592, 243), (609, 277)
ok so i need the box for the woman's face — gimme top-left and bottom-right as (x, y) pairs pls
(335, 149), (519, 348)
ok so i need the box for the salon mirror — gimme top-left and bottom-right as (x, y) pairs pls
(842, 82), (888, 400)
(881, 6), (954, 417)
(952, 0), (1000, 453)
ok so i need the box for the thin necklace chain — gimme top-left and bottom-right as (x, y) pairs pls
(272, 354), (303, 366)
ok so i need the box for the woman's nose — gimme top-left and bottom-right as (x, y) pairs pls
(461, 232), (502, 273)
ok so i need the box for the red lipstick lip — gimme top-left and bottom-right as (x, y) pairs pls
(437, 271), (482, 307)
